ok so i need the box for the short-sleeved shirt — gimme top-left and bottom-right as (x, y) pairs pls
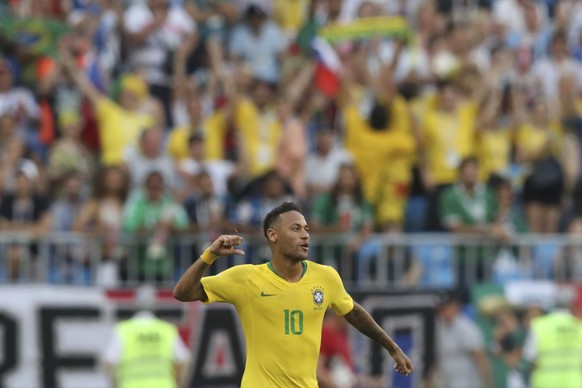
(95, 98), (154, 166)
(124, 3), (196, 85)
(440, 184), (496, 228)
(516, 122), (563, 162)
(305, 148), (353, 189)
(311, 194), (374, 233)
(200, 261), (354, 387)
(234, 100), (282, 177)
(343, 97), (416, 201)
(437, 314), (485, 388)
(0, 194), (49, 224)
(422, 103), (477, 185)
(122, 191), (188, 233)
(229, 21), (286, 83)
(475, 126), (512, 181)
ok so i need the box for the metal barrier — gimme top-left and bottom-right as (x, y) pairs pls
(0, 232), (580, 288)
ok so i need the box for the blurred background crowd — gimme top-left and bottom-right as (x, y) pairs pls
(2, 1), (582, 387)
(1, 0), (582, 281)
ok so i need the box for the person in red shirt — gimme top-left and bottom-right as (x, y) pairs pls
(318, 311), (385, 388)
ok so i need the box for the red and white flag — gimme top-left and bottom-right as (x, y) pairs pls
(311, 37), (343, 97)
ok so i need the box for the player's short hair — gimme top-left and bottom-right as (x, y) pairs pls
(263, 202), (301, 238)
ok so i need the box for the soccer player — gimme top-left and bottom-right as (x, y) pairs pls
(173, 202), (413, 386)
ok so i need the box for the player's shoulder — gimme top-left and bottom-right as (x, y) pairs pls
(221, 263), (260, 276)
(306, 261), (341, 278)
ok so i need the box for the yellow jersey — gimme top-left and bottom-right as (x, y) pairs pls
(200, 260), (354, 388)
(167, 111), (229, 161)
(343, 97), (416, 223)
(344, 97), (415, 188)
(234, 99), (282, 177)
(422, 102), (477, 184)
(476, 127), (512, 181)
(516, 121), (563, 161)
(95, 98), (154, 166)
(273, 0), (309, 35)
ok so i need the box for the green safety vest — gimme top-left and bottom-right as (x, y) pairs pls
(530, 312), (582, 388)
(116, 317), (179, 388)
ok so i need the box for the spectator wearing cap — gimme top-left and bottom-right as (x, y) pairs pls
(433, 291), (492, 388)
(0, 163), (52, 280)
(229, 3), (286, 84)
(60, 45), (156, 166)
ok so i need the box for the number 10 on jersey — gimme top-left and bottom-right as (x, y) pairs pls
(284, 309), (303, 335)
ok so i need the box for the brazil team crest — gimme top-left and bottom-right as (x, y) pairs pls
(311, 286), (324, 306)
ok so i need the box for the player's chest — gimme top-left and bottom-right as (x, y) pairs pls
(247, 278), (328, 317)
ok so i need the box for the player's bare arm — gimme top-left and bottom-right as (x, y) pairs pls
(344, 303), (414, 376)
(173, 235), (245, 302)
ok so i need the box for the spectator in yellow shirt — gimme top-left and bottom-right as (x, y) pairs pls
(233, 80), (282, 179)
(343, 96), (416, 231)
(515, 98), (564, 233)
(341, 42), (416, 231)
(61, 49), (155, 167)
(420, 80), (477, 231)
(273, 0), (310, 39)
(166, 92), (228, 161)
(475, 83), (518, 183)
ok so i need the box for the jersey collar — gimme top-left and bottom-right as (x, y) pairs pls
(267, 260), (307, 282)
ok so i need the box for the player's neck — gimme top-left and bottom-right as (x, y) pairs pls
(270, 256), (305, 282)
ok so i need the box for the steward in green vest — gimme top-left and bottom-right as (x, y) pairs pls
(102, 286), (189, 388)
(528, 290), (582, 388)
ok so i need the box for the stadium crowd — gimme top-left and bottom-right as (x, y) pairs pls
(0, 0), (582, 283)
(2, 1), (582, 387)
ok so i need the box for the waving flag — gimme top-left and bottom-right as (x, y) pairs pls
(311, 37), (343, 97)
(319, 16), (412, 45)
(0, 18), (71, 57)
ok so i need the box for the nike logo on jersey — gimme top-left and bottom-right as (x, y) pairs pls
(260, 291), (277, 297)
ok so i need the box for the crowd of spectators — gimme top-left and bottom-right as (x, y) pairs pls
(1, 0), (582, 282)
